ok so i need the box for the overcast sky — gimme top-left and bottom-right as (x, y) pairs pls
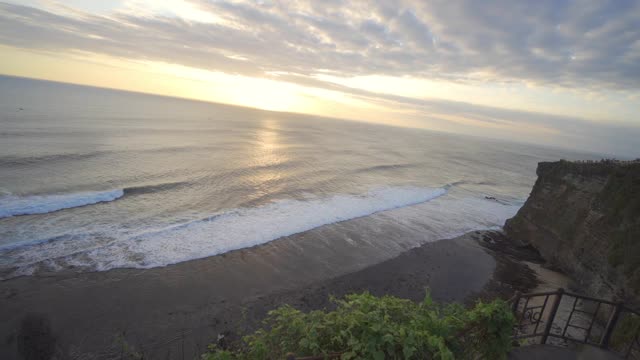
(0, 0), (639, 157)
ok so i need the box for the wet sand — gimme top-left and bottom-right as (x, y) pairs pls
(0, 230), (552, 359)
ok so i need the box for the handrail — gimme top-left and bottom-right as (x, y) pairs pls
(511, 288), (640, 359)
(517, 289), (622, 307)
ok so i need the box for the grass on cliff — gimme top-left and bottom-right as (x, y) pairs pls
(202, 292), (515, 360)
(600, 164), (640, 294)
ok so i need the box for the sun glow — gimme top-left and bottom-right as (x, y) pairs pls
(0, 45), (319, 114)
(2, 45), (404, 126)
(144, 62), (307, 112)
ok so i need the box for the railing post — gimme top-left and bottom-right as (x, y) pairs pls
(512, 291), (522, 313)
(541, 288), (564, 345)
(601, 302), (624, 349)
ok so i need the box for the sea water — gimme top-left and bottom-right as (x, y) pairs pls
(0, 75), (598, 279)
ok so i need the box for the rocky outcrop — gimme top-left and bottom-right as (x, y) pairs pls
(505, 160), (640, 305)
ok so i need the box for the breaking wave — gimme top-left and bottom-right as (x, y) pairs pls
(0, 189), (124, 218)
(0, 186), (447, 277)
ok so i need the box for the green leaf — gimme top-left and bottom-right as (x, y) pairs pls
(200, 290), (515, 360)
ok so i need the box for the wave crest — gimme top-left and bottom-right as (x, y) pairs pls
(0, 189), (124, 218)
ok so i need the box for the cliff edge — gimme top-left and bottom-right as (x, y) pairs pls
(505, 160), (640, 305)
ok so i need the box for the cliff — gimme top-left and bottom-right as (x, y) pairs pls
(505, 160), (640, 305)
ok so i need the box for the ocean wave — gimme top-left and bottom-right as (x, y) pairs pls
(111, 186), (448, 267)
(0, 152), (104, 167)
(0, 146), (222, 168)
(352, 163), (417, 173)
(0, 180), (203, 218)
(0, 189), (124, 218)
(0, 233), (79, 252)
(0, 186), (447, 276)
(123, 181), (191, 196)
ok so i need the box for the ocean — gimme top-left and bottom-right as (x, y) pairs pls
(0, 75), (596, 280)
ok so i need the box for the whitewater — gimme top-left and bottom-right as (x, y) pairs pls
(0, 189), (124, 218)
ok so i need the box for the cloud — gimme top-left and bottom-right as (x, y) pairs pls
(260, 71), (640, 157)
(0, 0), (638, 90)
(0, 0), (639, 156)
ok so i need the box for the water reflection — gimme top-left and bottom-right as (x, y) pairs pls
(247, 118), (288, 198)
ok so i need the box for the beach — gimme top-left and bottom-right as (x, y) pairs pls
(0, 229), (558, 359)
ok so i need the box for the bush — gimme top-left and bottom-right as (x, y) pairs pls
(202, 292), (514, 360)
(610, 313), (640, 353)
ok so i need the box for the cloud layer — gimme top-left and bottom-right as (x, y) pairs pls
(0, 0), (639, 156)
(1, 0), (639, 89)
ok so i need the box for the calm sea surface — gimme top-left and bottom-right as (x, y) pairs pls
(0, 76), (597, 279)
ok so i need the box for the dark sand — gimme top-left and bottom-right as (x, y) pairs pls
(0, 230), (547, 359)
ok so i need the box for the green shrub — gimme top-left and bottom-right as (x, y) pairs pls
(610, 313), (640, 352)
(202, 292), (514, 360)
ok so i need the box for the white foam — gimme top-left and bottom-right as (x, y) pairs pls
(0, 189), (124, 218)
(95, 186), (448, 269)
(383, 196), (522, 238)
(0, 186), (447, 276)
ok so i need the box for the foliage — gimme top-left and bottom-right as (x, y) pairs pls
(202, 292), (515, 360)
(610, 313), (640, 352)
(114, 333), (144, 360)
(598, 163), (640, 296)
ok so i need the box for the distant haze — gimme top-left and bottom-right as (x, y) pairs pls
(0, 0), (638, 157)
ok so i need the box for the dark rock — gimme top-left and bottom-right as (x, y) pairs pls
(505, 160), (640, 306)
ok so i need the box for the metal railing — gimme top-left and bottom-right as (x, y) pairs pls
(512, 288), (640, 359)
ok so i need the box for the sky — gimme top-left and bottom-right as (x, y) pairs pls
(0, 0), (639, 157)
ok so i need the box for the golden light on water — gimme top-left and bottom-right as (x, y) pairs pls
(247, 118), (287, 196)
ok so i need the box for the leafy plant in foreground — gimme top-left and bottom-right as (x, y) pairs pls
(202, 292), (514, 360)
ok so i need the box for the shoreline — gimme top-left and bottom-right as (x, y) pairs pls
(0, 229), (563, 359)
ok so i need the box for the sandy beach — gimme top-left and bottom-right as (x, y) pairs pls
(0, 229), (557, 359)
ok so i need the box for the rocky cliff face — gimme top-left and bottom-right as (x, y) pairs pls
(505, 160), (640, 305)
